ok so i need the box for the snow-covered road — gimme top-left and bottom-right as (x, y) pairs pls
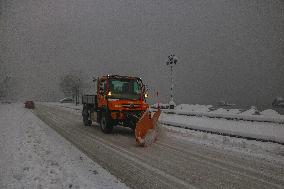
(30, 103), (284, 189)
(0, 103), (128, 189)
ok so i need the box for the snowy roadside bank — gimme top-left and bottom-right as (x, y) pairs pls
(160, 124), (284, 164)
(162, 104), (284, 124)
(44, 102), (82, 114)
(160, 113), (284, 144)
(0, 103), (128, 189)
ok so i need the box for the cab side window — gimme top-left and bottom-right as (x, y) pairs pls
(99, 80), (106, 95)
(133, 81), (141, 94)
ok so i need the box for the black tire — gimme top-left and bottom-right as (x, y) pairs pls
(82, 108), (92, 126)
(129, 120), (137, 132)
(128, 114), (139, 131)
(100, 112), (113, 133)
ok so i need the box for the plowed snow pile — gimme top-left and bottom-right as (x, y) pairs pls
(143, 129), (157, 146)
(210, 108), (241, 114)
(176, 104), (212, 113)
(143, 123), (167, 146)
(240, 107), (258, 115)
(260, 109), (282, 117)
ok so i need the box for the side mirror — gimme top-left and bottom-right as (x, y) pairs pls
(142, 84), (148, 93)
(140, 84), (144, 92)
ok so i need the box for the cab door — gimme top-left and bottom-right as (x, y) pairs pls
(97, 79), (108, 108)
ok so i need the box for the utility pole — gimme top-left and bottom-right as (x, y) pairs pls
(75, 78), (80, 106)
(166, 54), (178, 109)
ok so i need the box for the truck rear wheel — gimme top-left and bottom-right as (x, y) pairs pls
(82, 107), (92, 126)
(100, 112), (113, 133)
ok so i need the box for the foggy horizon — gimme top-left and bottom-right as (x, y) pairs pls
(1, 0), (283, 108)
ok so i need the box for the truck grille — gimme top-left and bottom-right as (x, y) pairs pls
(121, 104), (141, 109)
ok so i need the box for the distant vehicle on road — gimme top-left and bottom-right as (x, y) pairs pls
(24, 101), (34, 109)
(59, 97), (73, 103)
(272, 97), (284, 108)
(218, 100), (235, 107)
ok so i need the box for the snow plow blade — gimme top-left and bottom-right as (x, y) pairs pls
(135, 109), (161, 146)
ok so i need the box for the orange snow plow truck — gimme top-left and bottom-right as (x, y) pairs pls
(82, 75), (161, 146)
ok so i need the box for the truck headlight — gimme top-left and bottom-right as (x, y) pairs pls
(144, 93), (148, 98)
(108, 91), (112, 96)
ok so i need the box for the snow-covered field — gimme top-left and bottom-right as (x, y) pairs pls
(162, 104), (284, 124)
(0, 103), (128, 189)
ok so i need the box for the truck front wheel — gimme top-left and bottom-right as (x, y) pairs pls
(100, 112), (113, 133)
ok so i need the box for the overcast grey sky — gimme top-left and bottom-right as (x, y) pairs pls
(1, 0), (283, 107)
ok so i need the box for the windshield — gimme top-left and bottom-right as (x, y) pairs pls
(109, 79), (142, 100)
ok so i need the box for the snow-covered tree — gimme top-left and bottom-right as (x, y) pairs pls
(0, 62), (10, 100)
(59, 73), (83, 101)
(272, 97), (284, 107)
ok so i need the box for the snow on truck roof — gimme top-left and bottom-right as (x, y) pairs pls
(100, 75), (141, 80)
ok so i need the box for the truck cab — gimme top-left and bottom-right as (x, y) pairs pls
(82, 75), (149, 133)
